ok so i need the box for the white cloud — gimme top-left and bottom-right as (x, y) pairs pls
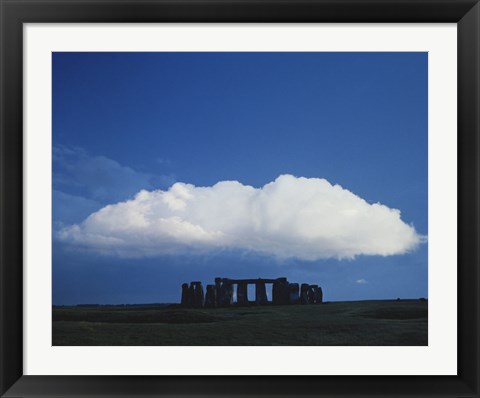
(57, 174), (425, 260)
(356, 279), (368, 284)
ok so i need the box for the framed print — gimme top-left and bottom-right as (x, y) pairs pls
(1, 0), (479, 397)
(25, 25), (454, 376)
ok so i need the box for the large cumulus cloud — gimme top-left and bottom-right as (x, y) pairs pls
(57, 175), (425, 260)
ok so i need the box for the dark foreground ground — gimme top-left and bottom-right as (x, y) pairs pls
(53, 299), (427, 346)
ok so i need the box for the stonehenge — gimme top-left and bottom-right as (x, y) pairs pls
(180, 277), (324, 308)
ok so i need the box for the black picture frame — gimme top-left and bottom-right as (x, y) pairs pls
(1, 1), (479, 397)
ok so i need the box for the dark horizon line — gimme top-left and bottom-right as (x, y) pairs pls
(52, 297), (428, 308)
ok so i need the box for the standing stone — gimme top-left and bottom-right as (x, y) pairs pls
(188, 283), (195, 307)
(289, 283), (300, 304)
(215, 278), (222, 307)
(219, 281), (234, 307)
(315, 286), (323, 303)
(181, 283), (189, 306)
(255, 280), (268, 305)
(272, 278), (289, 305)
(225, 282), (234, 306)
(272, 281), (279, 304)
(237, 282), (248, 306)
(309, 284), (319, 304)
(310, 285), (320, 304)
(205, 284), (217, 308)
(192, 281), (205, 308)
(300, 283), (310, 304)
(307, 285), (316, 304)
(218, 282), (227, 306)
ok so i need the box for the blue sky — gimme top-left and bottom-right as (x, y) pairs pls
(52, 52), (427, 305)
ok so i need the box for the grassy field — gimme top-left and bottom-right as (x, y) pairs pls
(52, 299), (427, 346)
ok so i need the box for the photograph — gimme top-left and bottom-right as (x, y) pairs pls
(52, 51), (428, 346)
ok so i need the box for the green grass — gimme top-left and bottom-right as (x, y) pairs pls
(52, 299), (427, 346)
